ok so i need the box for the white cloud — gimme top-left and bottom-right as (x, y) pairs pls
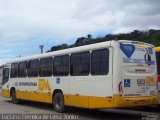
(0, 0), (160, 65)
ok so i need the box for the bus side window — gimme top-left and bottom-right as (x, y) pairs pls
(28, 59), (39, 77)
(70, 51), (90, 76)
(2, 68), (9, 85)
(18, 61), (27, 77)
(53, 55), (69, 76)
(91, 49), (109, 75)
(10, 63), (18, 78)
(39, 57), (53, 77)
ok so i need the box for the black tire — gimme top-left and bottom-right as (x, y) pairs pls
(53, 92), (66, 113)
(11, 90), (20, 104)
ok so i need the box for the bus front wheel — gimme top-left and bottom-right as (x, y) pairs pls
(53, 92), (66, 113)
(11, 90), (19, 104)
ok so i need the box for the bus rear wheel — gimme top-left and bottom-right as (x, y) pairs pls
(11, 90), (20, 104)
(53, 92), (66, 113)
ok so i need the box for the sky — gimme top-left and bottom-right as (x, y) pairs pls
(0, 0), (160, 65)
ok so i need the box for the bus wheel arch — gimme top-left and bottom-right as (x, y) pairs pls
(10, 87), (20, 104)
(10, 87), (15, 98)
(52, 89), (67, 113)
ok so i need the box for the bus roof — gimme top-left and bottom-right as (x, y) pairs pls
(5, 41), (111, 64)
(4, 40), (154, 64)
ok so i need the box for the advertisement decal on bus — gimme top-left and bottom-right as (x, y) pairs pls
(119, 42), (156, 97)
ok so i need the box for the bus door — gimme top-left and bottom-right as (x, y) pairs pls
(2, 67), (10, 97)
(2, 68), (10, 86)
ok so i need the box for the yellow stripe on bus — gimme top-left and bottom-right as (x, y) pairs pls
(2, 89), (10, 98)
(2, 90), (158, 108)
(16, 91), (52, 103)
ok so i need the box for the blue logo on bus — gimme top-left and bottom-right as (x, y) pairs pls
(120, 44), (135, 58)
(124, 79), (131, 87)
(56, 78), (60, 84)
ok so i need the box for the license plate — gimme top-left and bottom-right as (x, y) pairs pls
(137, 100), (146, 104)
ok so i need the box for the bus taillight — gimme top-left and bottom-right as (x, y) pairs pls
(158, 75), (160, 82)
(118, 81), (123, 96)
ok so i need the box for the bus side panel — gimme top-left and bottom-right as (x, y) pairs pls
(65, 94), (89, 108)
(14, 77), (53, 103)
(88, 96), (113, 108)
(88, 47), (113, 108)
(16, 91), (52, 103)
(66, 47), (113, 109)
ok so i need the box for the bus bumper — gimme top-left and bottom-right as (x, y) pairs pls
(2, 89), (10, 98)
(113, 95), (158, 108)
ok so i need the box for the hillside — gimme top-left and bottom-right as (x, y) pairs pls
(48, 29), (160, 52)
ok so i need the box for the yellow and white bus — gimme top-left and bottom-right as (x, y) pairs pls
(2, 40), (158, 112)
(155, 47), (160, 105)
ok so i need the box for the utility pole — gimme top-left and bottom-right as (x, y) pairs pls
(39, 45), (44, 54)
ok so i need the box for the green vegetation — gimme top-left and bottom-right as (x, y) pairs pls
(48, 29), (160, 52)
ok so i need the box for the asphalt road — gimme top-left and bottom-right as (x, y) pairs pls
(0, 89), (159, 120)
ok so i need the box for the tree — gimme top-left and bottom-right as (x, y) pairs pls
(48, 29), (160, 52)
(87, 34), (92, 39)
(74, 37), (87, 46)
